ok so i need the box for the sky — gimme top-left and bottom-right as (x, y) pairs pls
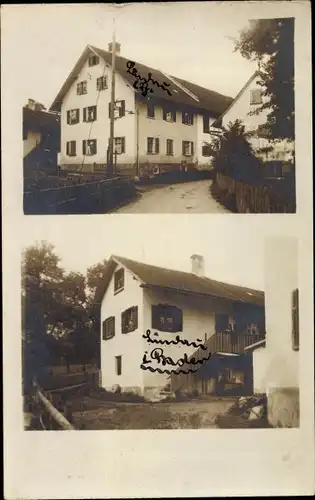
(19, 214), (277, 291)
(5, 3), (258, 109)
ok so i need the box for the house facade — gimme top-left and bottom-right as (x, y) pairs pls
(99, 254), (265, 398)
(216, 71), (294, 172)
(50, 44), (232, 178)
(23, 99), (60, 173)
(245, 237), (299, 427)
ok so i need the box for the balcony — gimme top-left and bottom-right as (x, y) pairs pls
(207, 330), (266, 354)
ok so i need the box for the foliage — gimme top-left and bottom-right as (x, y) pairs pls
(22, 241), (108, 386)
(234, 18), (294, 141)
(209, 119), (263, 183)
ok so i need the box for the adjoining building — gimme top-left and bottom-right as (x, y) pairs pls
(49, 44), (233, 178)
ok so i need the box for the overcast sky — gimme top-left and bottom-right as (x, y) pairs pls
(19, 215), (286, 291)
(6, 3), (259, 109)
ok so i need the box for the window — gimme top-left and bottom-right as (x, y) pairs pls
(114, 268), (124, 292)
(166, 139), (174, 156)
(215, 313), (229, 332)
(102, 316), (115, 340)
(115, 355), (122, 376)
(203, 115), (210, 133)
(152, 304), (183, 332)
(108, 100), (125, 118)
(88, 55), (99, 67)
(202, 145), (212, 157)
(66, 141), (76, 156)
(292, 288), (299, 351)
(182, 111), (194, 125)
(83, 106), (97, 122)
(250, 88), (263, 105)
(97, 76), (108, 91)
(163, 109), (176, 122)
(147, 102), (155, 118)
(147, 137), (160, 154)
(77, 81), (87, 95)
(182, 141), (194, 157)
(82, 139), (97, 156)
(66, 109), (79, 125)
(114, 137), (126, 155)
(121, 306), (138, 334)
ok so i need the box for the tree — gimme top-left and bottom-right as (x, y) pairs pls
(209, 119), (263, 183)
(234, 18), (294, 141)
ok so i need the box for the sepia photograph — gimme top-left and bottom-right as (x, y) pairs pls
(22, 5), (295, 214)
(22, 223), (299, 431)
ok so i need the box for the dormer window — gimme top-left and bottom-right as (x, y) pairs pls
(114, 268), (124, 293)
(88, 55), (99, 67)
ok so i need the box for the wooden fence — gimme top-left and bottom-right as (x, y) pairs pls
(24, 176), (137, 214)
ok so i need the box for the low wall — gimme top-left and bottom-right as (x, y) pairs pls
(214, 172), (295, 213)
(267, 387), (299, 427)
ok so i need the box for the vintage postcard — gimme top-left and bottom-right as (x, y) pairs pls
(2, 1), (314, 499)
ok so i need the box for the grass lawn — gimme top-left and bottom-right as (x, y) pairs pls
(71, 396), (237, 430)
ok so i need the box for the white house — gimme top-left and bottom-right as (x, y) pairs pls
(99, 254), (265, 398)
(49, 43), (232, 178)
(214, 71), (294, 171)
(245, 237), (299, 427)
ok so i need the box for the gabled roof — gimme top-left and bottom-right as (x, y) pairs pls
(23, 107), (60, 133)
(50, 44), (233, 116)
(97, 255), (264, 307)
(213, 70), (262, 127)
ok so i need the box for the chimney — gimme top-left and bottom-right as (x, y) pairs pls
(191, 254), (204, 277)
(108, 42), (121, 57)
(28, 99), (36, 110)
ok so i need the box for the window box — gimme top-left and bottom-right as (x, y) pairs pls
(147, 137), (160, 154)
(102, 316), (115, 340)
(67, 109), (80, 125)
(152, 304), (183, 332)
(114, 268), (124, 293)
(77, 81), (87, 95)
(82, 139), (97, 156)
(122, 306), (138, 334)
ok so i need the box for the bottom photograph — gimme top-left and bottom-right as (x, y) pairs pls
(22, 233), (299, 431)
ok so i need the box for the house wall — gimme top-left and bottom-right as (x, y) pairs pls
(142, 288), (233, 392)
(60, 55), (136, 171)
(253, 237), (299, 427)
(23, 130), (41, 158)
(222, 74), (294, 163)
(100, 264), (144, 393)
(137, 101), (198, 172)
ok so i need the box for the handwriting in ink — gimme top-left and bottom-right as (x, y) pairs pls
(140, 347), (212, 374)
(126, 61), (172, 97)
(142, 329), (207, 350)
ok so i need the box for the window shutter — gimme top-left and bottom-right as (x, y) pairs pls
(121, 100), (125, 117)
(66, 142), (69, 155)
(108, 102), (111, 118)
(147, 137), (151, 153)
(82, 140), (86, 155)
(174, 307), (183, 331)
(191, 142), (194, 156)
(132, 307), (138, 330)
(122, 137), (125, 153)
(292, 288), (299, 350)
(163, 109), (167, 121)
(155, 138), (159, 154)
(83, 108), (86, 122)
(182, 112), (185, 124)
(94, 140), (97, 154)
(67, 111), (70, 124)
(102, 320), (106, 340)
(94, 106), (97, 121)
(191, 114), (194, 125)
(172, 110), (176, 122)
(76, 109), (79, 123)
(182, 141), (185, 155)
(121, 311), (127, 334)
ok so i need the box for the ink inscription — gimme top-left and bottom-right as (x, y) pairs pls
(126, 61), (172, 97)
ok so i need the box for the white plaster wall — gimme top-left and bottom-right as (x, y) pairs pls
(60, 55), (136, 167)
(142, 288), (233, 388)
(100, 265), (144, 391)
(23, 130), (41, 158)
(253, 238), (299, 393)
(137, 101), (197, 165)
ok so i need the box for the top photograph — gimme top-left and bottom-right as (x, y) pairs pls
(22, 6), (295, 214)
